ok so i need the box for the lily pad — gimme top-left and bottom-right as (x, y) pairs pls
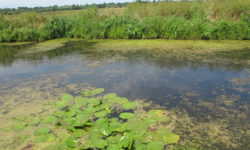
(61, 94), (74, 101)
(90, 139), (107, 149)
(55, 100), (69, 109)
(82, 88), (104, 96)
(94, 111), (107, 118)
(147, 141), (164, 150)
(34, 127), (50, 136)
(103, 93), (117, 100)
(65, 138), (77, 148)
(83, 107), (97, 114)
(122, 102), (138, 109)
(72, 130), (87, 138)
(14, 89), (179, 149)
(41, 116), (57, 124)
(35, 134), (56, 143)
(119, 113), (135, 119)
(107, 144), (122, 150)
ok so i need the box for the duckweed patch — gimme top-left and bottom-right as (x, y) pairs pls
(2, 88), (179, 150)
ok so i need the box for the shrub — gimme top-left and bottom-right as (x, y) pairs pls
(43, 16), (72, 39)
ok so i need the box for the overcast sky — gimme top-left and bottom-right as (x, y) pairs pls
(0, 0), (134, 8)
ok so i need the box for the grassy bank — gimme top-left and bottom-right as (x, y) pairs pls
(0, 0), (249, 42)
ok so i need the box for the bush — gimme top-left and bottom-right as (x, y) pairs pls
(0, 1), (249, 42)
(210, 21), (250, 40)
(43, 16), (72, 39)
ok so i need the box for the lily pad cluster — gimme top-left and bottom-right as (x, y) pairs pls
(4, 88), (179, 150)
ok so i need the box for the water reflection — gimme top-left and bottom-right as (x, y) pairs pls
(0, 41), (249, 149)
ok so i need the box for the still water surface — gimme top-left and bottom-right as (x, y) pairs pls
(0, 41), (249, 149)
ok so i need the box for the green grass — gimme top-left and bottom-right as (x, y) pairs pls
(0, 0), (249, 42)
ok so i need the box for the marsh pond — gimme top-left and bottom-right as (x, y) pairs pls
(0, 39), (249, 150)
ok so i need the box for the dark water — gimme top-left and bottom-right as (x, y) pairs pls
(0, 41), (250, 149)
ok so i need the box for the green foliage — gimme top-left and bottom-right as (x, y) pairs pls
(209, 21), (250, 40)
(82, 88), (104, 96)
(0, 15), (9, 30)
(43, 16), (72, 39)
(0, 1), (249, 42)
(3, 88), (179, 149)
(3, 123), (28, 132)
(69, 8), (103, 39)
(34, 127), (50, 136)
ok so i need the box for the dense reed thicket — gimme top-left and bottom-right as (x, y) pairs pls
(0, 0), (249, 42)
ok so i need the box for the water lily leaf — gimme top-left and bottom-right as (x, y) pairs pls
(106, 96), (128, 104)
(109, 121), (122, 131)
(41, 116), (57, 124)
(64, 111), (76, 118)
(72, 130), (87, 138)
(107, 144), (122, 150)
(75, 114), (90, 124)
(122, 102), (138, 110)
(35, 134), (56, 143)
(34, 127), (50, 136)
(127, 121), (148, 133)
(94, 111), (107, 118)
(103, 93), (117, 100)
(100, 127), (111, 136)
(65, 138), (77, 148)
(64, 118), (79, 126)
(135, 143), (147, 150)
(82, 107), (97, 114)
(115, 122), (129, 132)
(119, 113), (135, 119)
(119, 134), (133, 148)
(116, 97), (129, 104)
(95, 118), (109, 126)
(107, 135), (122, 144)
(74, 96), (88, 104)
(97, 103), (112, 110)
(54, 110), (66, 118)
(147, 141), (164, 150)
(71, 103), (83, 110)
(55, 100), (68, 109)
(155, 128), (171, 136)
(61, 94), (74, 101)
(90, 139), (107, 149)
(82, 88), (104, 97)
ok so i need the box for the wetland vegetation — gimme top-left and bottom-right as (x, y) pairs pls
(0, 0), (250, 42)
(0, 0), (250, 150)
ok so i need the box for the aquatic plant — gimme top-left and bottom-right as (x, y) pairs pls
(3, 88), (179, 149)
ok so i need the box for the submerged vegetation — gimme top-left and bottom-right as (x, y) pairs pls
(2, 88), (179, 149)
(0, 0), (249, 42)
